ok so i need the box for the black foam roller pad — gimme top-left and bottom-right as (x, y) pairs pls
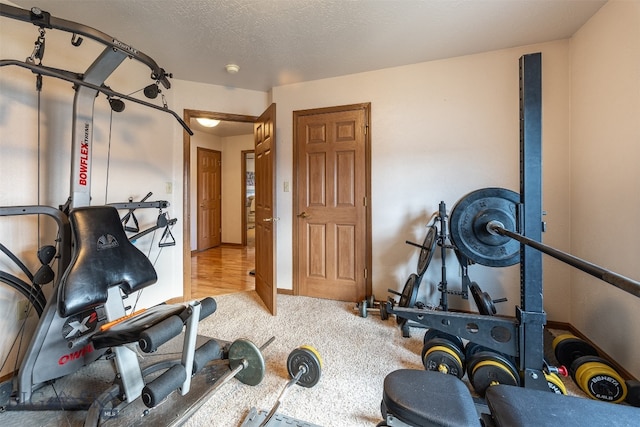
(178, 297), (217, 322)
(192, 339), (223, 374)
(138, 315), (184, 353)
(141, 364), (186, 408)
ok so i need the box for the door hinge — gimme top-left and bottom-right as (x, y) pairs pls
(364, 268), (368, 279)
(363, 196), (367, 207)
(364, 125), (368, 135)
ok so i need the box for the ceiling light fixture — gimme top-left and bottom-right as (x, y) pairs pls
(225, 63), (240, 74)
(196, 118), (221, 128)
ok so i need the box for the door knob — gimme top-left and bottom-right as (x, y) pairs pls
(263, 217), (280, 222)
(297, 211), (310, 219)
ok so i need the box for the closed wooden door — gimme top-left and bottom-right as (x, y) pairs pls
(254, 104), (277, 315)
(197, 148), (221, 251)
(294, 104), (371, 302)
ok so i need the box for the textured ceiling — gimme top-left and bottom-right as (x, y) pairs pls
(10, 0), (606, 92)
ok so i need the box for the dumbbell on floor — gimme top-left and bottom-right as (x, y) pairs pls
(553, 334), (628, 404)
(354, 295), (390, 320)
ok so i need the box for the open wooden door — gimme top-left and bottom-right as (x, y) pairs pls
(254, 103), (277, 315)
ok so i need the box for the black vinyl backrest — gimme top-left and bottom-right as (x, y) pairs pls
(58, 206), (158, 318)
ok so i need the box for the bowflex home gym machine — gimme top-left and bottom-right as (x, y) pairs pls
(0, 5), (269, 425)
(381, 53), (640, 426)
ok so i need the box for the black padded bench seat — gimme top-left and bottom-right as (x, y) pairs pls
(486, 384), (640, 427)
(59, 206), (158, 318)
(382, 369), (480, 426)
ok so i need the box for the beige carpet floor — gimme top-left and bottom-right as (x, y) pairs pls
(1, 290), (621, 426)
(190, 291), (426, 427)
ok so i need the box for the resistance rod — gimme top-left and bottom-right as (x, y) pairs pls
(487, 221), (640, 299)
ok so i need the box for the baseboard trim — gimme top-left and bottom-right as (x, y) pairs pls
(277, 288), (294, 296)
(546, 321), (636, 381)
(191, 243), (244, 255)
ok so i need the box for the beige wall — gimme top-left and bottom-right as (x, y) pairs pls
(569, 0), (640, 378)
(272, 41), (573, 321)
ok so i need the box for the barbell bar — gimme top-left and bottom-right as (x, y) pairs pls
(448, 187), (640, 299)
(486, 220), (640, 298)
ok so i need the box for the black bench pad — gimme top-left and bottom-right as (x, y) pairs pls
(383, 369), (479, 426)
(58, 206), (157, 317)
(487, 384), (640, 427)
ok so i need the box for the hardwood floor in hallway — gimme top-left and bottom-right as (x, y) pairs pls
(191, 244), (255, 298)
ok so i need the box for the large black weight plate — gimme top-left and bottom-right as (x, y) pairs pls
(449, 188), (520, 267)
(417, 225), (437, 276)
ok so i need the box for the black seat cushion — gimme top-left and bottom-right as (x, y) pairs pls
(487, 384), (640, 427)
(382, 369), (479, 426)
(58, 206), (157, 318)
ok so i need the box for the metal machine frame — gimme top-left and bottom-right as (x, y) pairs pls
(0, 6), (230, 423)
(387, 53), (550, 390)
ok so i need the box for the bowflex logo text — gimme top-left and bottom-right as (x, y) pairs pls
(58, 343), (94, 365)
(79, 122), (90, 186)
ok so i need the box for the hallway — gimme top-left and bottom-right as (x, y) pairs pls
(191, 244), (255, 298)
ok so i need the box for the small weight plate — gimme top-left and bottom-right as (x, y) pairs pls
(229, 338), (266, 386)
(379, 302), (389, 320)
(545, 373), (567, 395)
(469, 282), (496, 316)
(417, 225), (437, 276)
(467, 351), (519, 396)
(423, 329), (464, 352)
(465, 342), (491, 360)
(359, 300), (368, 318)
(421, 337), (466, 364)
(576, 361), (627, 403)
(551, 333), (578, 351)
(422, 338), (465, 379)
(287, 346), (323, 388)
(367, 295), (376, 307)
(555, 337), (599, 368)
(396, 273), (420, 326)
(570, 355), (609, 383)
(449, 188), (521, 267)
